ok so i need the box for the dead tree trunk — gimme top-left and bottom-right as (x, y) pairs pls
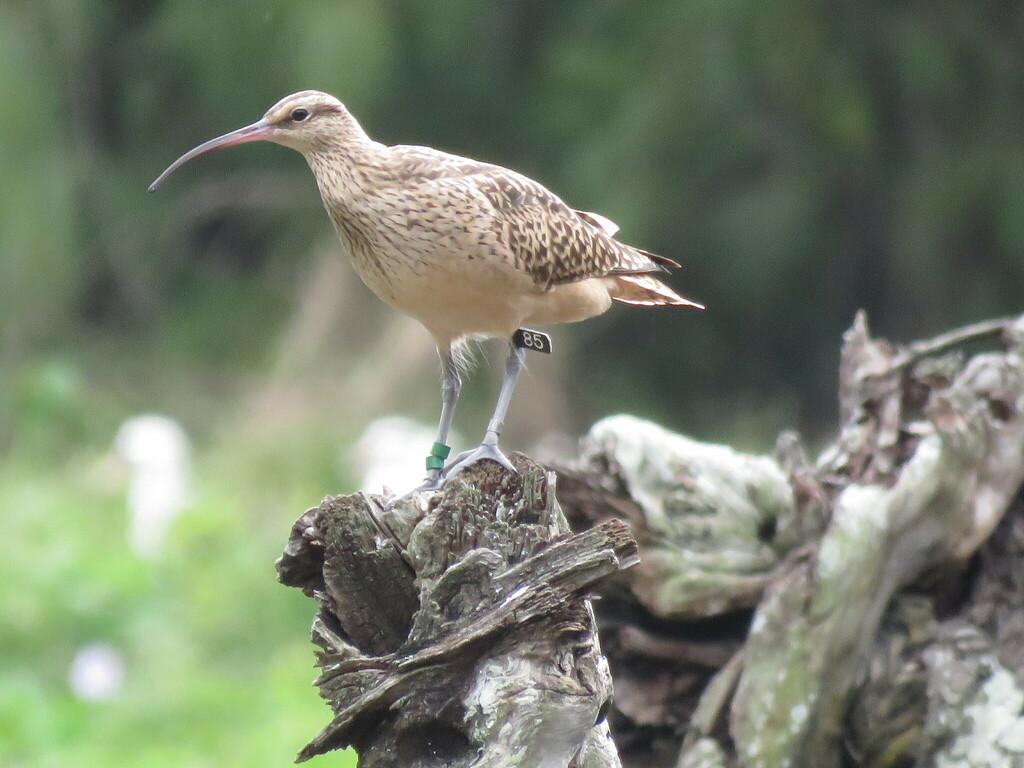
(556, 311), (1024, 768)
(278, 311), (1024, 768)
(277, 457), (638, 767)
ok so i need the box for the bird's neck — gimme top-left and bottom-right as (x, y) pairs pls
(305, 138), (388, 213)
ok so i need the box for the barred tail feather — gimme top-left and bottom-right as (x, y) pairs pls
(610, 274), (704, 308)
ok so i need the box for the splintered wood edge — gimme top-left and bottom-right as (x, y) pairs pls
(296, 518), (639, 761)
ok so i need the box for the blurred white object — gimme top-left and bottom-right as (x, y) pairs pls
(114, 414), (191, 559)
(68, 642), (125, 701)
(352, 416), (457, 493)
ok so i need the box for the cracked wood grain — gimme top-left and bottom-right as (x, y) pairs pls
(277, 455), (638, 767)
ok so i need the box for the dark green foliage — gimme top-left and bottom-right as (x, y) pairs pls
(6, 1), (1024, 441)
(3, 2), (1023, 764)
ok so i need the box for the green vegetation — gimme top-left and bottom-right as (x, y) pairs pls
(1, 374), (357, 766)
(3, 1), (1023, 765)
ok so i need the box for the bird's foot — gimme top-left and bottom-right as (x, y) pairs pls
(411, 467), (444, 494)
(442, 440), (517, 481)
(383, 468), (444, 510)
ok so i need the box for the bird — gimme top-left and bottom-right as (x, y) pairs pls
(149, 90), (702, 492)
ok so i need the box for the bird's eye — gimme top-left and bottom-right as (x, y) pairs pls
(290, 108), (310, 122)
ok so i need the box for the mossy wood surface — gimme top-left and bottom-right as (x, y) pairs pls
(558, 313), (1024, 768)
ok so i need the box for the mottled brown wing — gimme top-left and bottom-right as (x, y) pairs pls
(471, 170), (669, 289)
(390, 146), (673, 288)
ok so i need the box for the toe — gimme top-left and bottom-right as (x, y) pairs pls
(442, 443), (517, 479)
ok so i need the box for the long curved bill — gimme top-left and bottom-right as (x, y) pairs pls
(148, 119), (274, 192)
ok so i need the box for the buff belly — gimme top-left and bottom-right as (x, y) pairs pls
(347, 239), (614, 346)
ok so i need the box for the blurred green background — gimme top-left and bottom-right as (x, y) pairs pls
(3, 1), (1023, 766)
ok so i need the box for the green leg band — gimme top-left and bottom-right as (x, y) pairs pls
(426, 442), (451, 471)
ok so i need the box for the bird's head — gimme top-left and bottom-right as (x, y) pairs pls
(148, 90), (365, 192)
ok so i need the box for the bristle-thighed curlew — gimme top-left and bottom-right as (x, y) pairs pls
(149, 90), (702, 490)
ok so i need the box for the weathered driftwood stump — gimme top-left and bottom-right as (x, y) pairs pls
(277, 455), (639, 767)
(557, 312), (1024, 768)
(278, 311), (1024, 767)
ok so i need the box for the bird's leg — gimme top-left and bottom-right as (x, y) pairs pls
(416, 347), (462, 492)
(443, 341), (524, 479)
(385, 349), (461, 507)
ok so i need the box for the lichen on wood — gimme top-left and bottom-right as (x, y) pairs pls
(556, 312), (1024, 768)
